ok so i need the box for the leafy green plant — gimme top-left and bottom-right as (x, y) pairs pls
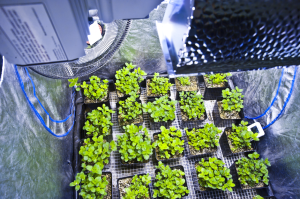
(177, 76), (190, 86)
(253, 196), (264, 199)
(204, 73), (232, 85)
(117, 124), (153, 163)
(122, 174), (151, 199)
(70, 171), (109, 199)
(83, 104), (115, 136)
(149, 73), (173, 95)
(80, 134), (117, 173)
(153, 126), (184, 159)
(118, 92), (142, 123)
(236, 152), (271, 187)
(142, 95), (177, 122)
(222, 86), (244, 112)
(196, 157), (235, 191)
(185, 123), (221, 151)
(228, 121), (259, 152)
(68, 77), (81, 91)
(179, 91), (205, 120)
(69, 76), (109, 100)
(154, 162), (189, 199)
(115, 62), (147, 95)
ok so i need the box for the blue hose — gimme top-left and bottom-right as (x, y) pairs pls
(245, 68), (285, 119)
(15, 65), (75, 137)
(263, 67), (298, 129)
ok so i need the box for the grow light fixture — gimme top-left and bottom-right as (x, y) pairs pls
(157, 0), (300, 75)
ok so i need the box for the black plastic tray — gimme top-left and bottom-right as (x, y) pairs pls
(116, 99), (144, 128)
(146, 75), (174, 98)
(213, 97), (244, 127)
(117, 173), (152, 199)
(220, 127), (257, 157)
(154, 165), (189, 199)
(198, 75), (230, 100)
(185, 128), (218, 159)
(82, 79), (115, 105)
(230, 160), (270, 191)
(153, 132), (185, 163)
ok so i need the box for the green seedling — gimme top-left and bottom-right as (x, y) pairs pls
(222, 86), (244, 112)
(69, 76), (109, 100)
(177, 76), (190, 86)
(70, 171), (109, 199)
(179, 91), (205, 120)
(79, 133), (117, 173)
(122, 174), (151, 199)
(118, 92), (142, 123)
(196, 157), (235, 192)
(204, 73), (232, 85)
(152, 126), (184, 159)
(83, 104), (115, 136)
(228, 121), (259, 152)
(115, 62), (147, 95)
(142, 95), (177, 122)
(253, 195), (264, 199)
(117, 124), (153, 163)
(154, 162), (190, 199)
(149, 73), (173, 95)
(185, 123), (221, 151)
(236, 152), (271, 187)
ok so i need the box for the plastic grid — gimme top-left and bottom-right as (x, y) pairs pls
(101, 80), (256, 199)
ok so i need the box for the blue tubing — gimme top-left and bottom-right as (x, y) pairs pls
(24, 67), (75, 123)
(15, 65), (75, 137)
(263, 67), (298, 129)
(245, 68), (285, 119)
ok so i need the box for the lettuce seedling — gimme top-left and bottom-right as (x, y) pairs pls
(222, 86), (244, 112)
(70, 171), (109, 199)
(80, 133), (117, 173)
(69, 76), (109, 100)
(149, 73), (173, 95)
(142, 95), (177, 122)
(177, 76), (190, 86)
(83, 104), (115, 136)
(154, 162), (190, 199)
(204, 73), (232, 85)
(115, 62), (147, 95)
(253, 195), (264, 199)
(179, 91), (205, 120)
(196, 157), (235, 191)
(122, 174), (151, 199)
(228, 121), (259, 152)
(153, 126), (184, 159)
(186, 123), (221, 151)
(118, 92), (142, 123)
(117, 124), (153, 163)
(236, 152), (271, 187)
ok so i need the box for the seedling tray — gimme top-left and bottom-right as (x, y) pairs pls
(220, 127), (257, 157)
(82, 101), (113, 139)
(146, 75), (174, 98)
(198, 75), (230, 100)
(114, 79), (145, 101)
(185, 128), (218, 159)
(146, 97), (176, 130)
(153, 132), (185, 163)
(154, 165), (189, 198)
(83, 79), (115, 105)
(172, 76), (199, 92)
(213, 97), (244, 127)
(116, 99), (144, 128)
(117, 173), (152, 199)
(230, 161), (269, 191)
(192, 157), (231, 193)
(176, 91), (208, 128)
